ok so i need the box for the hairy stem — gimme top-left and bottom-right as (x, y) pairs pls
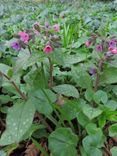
(48, 57), (53, 88)
(94, 57), (105, 92)
(0, 71), (27, 100)
(27, 45), (32, 55)
(0, 71), (53, 132)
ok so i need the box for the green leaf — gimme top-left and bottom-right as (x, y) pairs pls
(82, 105), (102, 120)
(14, 49), (30, 73)
(0, 95), (12, 104)
(32, 138), (49, 156)
(0, 101), (35, 145)
(72, 37), (89, 48)
(83, 130), (105, 156)
(86, 123), (100, 135)
(23, 52), (44, 69)
(0, 63), (12, 75)
(93, 90), (108, 104)
(61, 100), (82, 121)
(100, 67), (117, 84)
(0, 151), (6, 156)
(63, 53), (90, 67)
(105, 100), (117, 111)
(72, 69), (92, 89)
(22, 124), (45, 140)
(85, 88), (94, 102)
(112, 85), (117, 96)
(53, 84), (79, 98)
(110, 147), (117, 156)
(109, 123), (117, 138)
(77, 112), (90, 127)
(48, 128), (78, 156)
(98, 115), (106, 128)
(29, 89), (56, 115)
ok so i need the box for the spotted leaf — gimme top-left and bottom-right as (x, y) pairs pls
(0, 101), (35, 146)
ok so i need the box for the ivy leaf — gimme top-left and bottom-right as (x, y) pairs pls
(48, 128), (78, 156)
(0, 101), (35, 146)
(53, 84), (79, 98)
(82, 105), (102, 120)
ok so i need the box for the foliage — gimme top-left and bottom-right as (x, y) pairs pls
(0, 0), (117, 155)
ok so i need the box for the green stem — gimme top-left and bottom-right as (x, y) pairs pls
(48, 57), (53, 88)
(42, 89), (64, 127)
(27, 45), (32, 55)
(32, 138), (49, 156)
(47, 115), (59, 127)
(0, 69), (53, 133)
(68, 120), (76, 133)
(0, 71), (27, 100)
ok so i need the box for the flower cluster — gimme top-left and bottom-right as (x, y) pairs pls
(11, 22), (60, 54)
(85, 35), (117, 55)
(108, 40), (117, 54)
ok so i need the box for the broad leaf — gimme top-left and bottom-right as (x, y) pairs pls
(72, 68), (92, 89)
(48, 128), (78, 156)
(93, 90), (108, 104)
(29, 89), (56, 115)
(0, 101), (35, 145)
(100, 67), (117, 84)
(77, 112), (91, 127)
(0, 151), (6, 156)
(83, 130), (105, 156)
(61, 100), (82, 120)
(82, 105), (102, 120)
(110, 147), (117, 156)
(109, 123), (117, 138)
(53, 84), (79, 98)
(14, 49), (30, 73)
(0, 63), (11, 75)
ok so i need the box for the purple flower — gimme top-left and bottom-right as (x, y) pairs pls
(89, 68), (97, 76)
(11, 41), (21, 51)
(96, 45), (103, 52)
(108, 40), (116, 48)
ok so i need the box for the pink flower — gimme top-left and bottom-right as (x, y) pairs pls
(18, 32), (29, 44)
(53, 24), (60, 32)
(108, 47), (113, 51)
(96, 45), (103, 52)
(111, 48), (117, 54)
(43, 45), (53, 54)
(85, 40), (92, 47)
